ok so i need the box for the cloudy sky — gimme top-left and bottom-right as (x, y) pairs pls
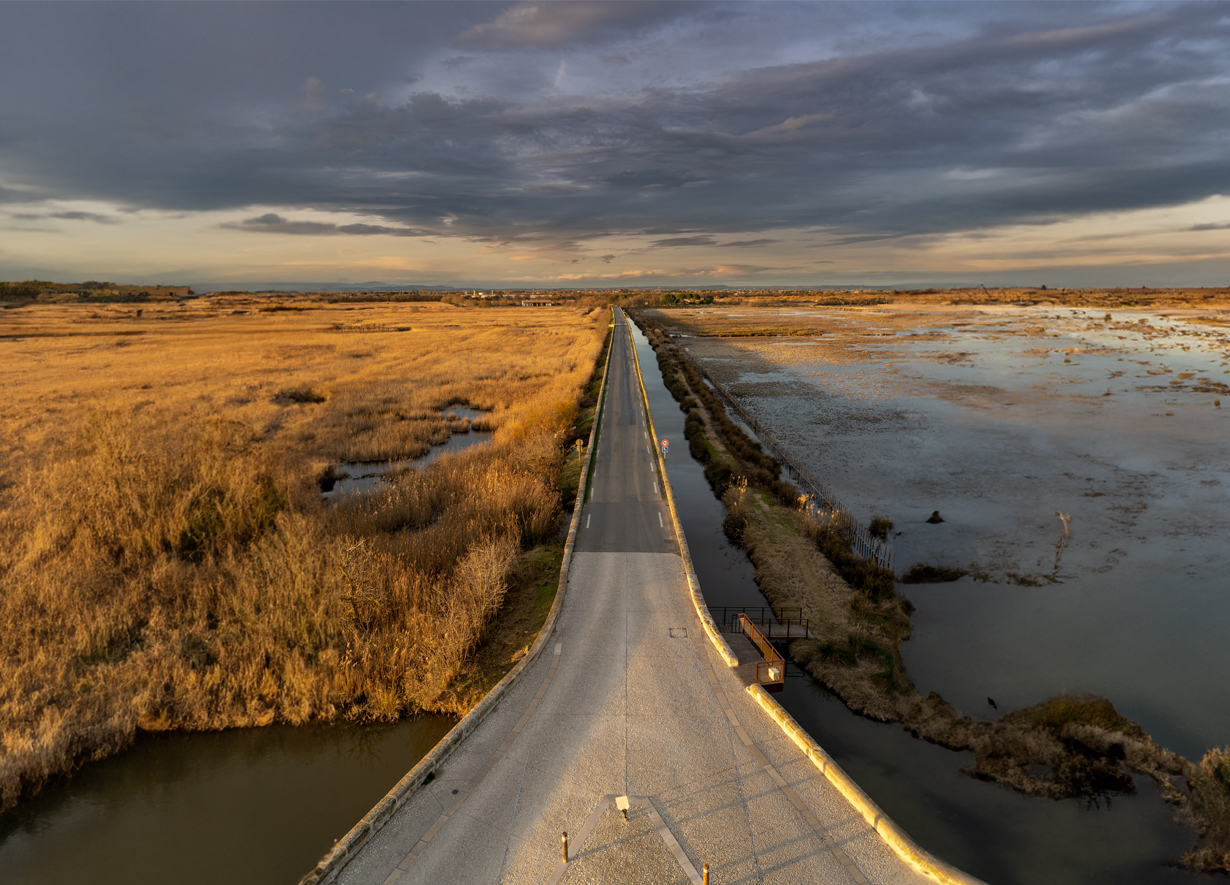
(2, 1), (1229, 289)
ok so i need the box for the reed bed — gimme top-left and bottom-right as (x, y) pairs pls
(0, 299), (606, 811)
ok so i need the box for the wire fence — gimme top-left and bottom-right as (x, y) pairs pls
(672, 345), (893, 572)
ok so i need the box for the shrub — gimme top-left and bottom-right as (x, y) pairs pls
(900, 564), (968, 584)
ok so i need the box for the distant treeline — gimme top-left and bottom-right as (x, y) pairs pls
(0, 280), (193, 305)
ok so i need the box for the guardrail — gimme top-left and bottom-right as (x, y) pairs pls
(711, 605), (809, 640)
(735, 613), (785, 692)
(670, 343), (892, 572)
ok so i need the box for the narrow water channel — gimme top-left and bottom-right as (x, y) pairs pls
(0, 717), (455, 885)
(323, 407), (493, 498)
(627, 318), (1200, 885)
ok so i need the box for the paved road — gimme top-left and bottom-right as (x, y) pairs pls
(336, 310), (931, 885)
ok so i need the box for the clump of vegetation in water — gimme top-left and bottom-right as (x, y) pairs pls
(1186, 748), (1230, 873)
(868, 515), (892, 539)
(900, 563), (968, 583)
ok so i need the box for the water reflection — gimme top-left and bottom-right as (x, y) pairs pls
(0, 717), (455, 885)
(686, 308), (1230, 759)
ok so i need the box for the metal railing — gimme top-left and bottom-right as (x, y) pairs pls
(711, 606), (808, 639)
(735, 613), (785, 692)
(671, 345), (893, 572)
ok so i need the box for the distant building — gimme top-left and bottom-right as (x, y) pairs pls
(522, 299), (554, 307)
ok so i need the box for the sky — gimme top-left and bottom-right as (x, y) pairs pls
(1, 1), (1229, 290)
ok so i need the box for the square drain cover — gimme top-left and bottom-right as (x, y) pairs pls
(669, 627), (688, 639)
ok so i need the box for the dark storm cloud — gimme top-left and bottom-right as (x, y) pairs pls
(225, 213), (431, 237)
(52, 211), (118, 224)
(652, 236), (718, 248)
(2, 1), (1229, 250)
(11, 210), (117, 224)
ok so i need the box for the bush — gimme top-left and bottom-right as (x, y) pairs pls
(900, 564), (967, 584)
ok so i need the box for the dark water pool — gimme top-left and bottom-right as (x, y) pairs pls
(0, 716), (454, 885)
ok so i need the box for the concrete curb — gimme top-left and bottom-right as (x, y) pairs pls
(747, 685), (988, 885)
(626, 310), (986, 885)
(624, 309), (737, 667)
(300, 313), (616, 885)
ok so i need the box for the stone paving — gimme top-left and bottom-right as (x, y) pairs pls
(334, 316), (933, 885)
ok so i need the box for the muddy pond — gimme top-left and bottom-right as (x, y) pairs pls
(640, 307), (1230, 883)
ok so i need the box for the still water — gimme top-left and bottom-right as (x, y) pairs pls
(630, 313), (1207, 885)
(0, 717), (455, 885)
(682, 307), (1230, 761)
(322, 407), (493, 498)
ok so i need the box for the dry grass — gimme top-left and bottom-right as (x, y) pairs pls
(0, 299), (606, 810)
(1188, 747), (1230, 873)
(723, 482), (909, 721)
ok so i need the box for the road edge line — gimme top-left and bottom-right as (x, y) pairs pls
(300, 310), (616, 885)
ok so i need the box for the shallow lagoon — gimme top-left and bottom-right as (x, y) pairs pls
(686, 306), (1230, 762)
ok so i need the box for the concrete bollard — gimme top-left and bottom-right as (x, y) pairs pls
(562, 831), (568, 863)
(703, 862), (710, 884)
